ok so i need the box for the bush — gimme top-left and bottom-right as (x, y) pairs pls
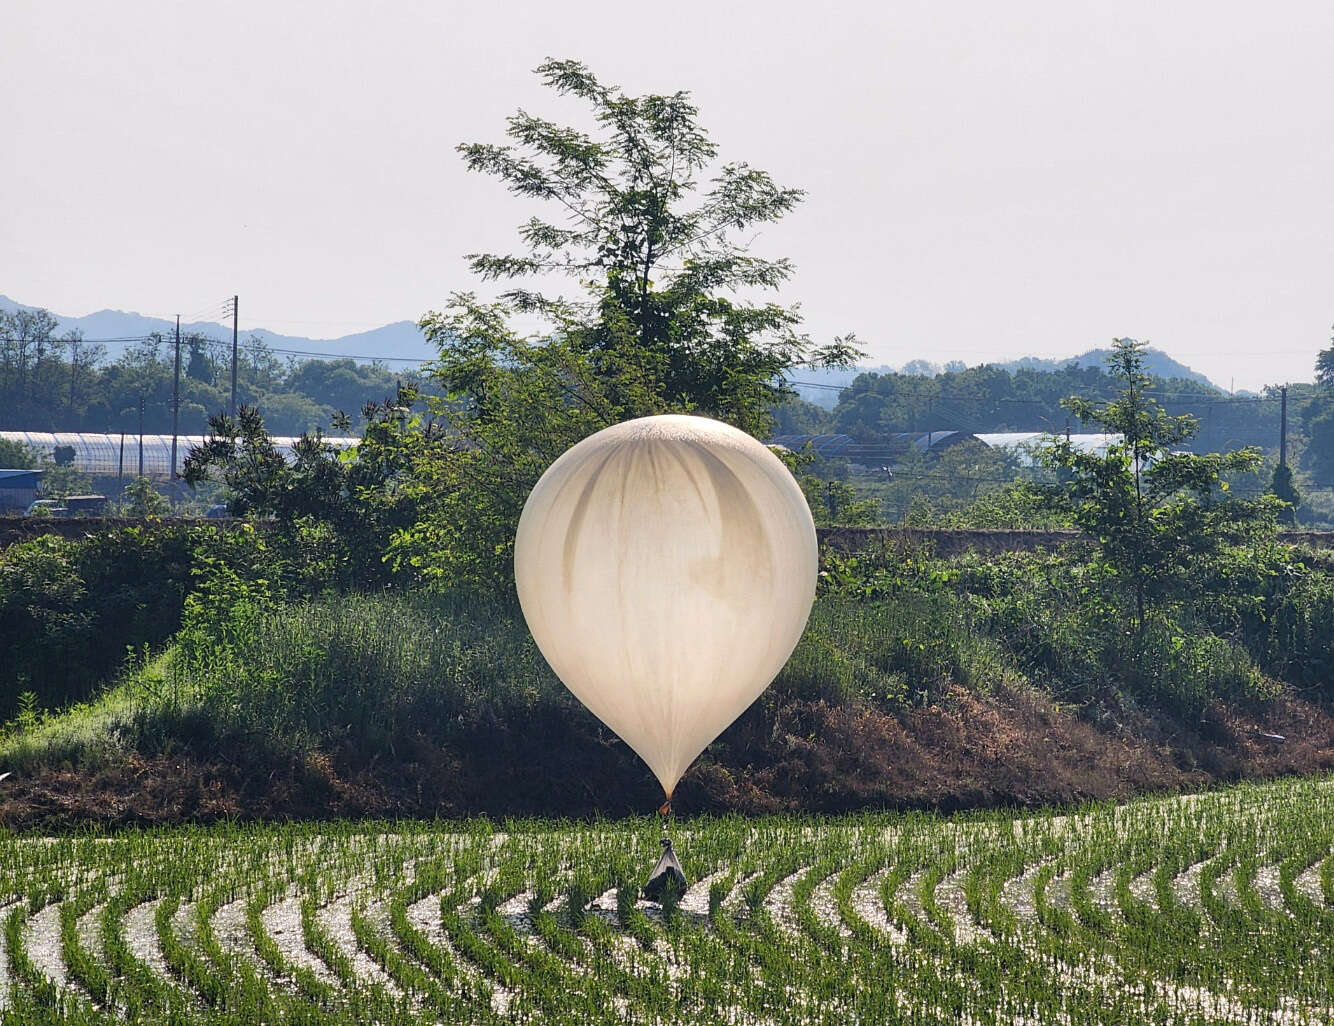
(0, 438), (37, 469)
(0, 527), (196, 718)
(823, 545), (1288, 720)
(119, 476), (169, 518)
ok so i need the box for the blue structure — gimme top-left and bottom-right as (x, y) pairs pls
(0, 469), (43, 513)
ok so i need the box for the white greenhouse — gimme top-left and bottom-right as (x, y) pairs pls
(0, 431), (359, 478)
(973, 432), (1123, 467)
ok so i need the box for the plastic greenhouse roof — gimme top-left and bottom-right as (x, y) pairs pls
(0, 431), (358, 477)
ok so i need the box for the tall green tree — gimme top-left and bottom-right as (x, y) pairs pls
(442, 57), (860, 438)
(400, 59), (861, 587)
(1042, 339), (1278, 631)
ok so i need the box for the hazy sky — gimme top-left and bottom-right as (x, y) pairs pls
(3, 1), (1332, 390)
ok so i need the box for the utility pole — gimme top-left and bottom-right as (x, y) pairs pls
(230, 295), (239, 417)
(170, 315), (182, 480)
(137, 397), (145, 478)
(117, 431), (125, 490)
(1280, 386), (1289, 468)
(67, 337), (80, 411)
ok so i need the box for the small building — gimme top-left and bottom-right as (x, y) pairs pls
(0, 469), (43, 513)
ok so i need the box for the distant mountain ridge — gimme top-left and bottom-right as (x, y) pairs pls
(789, 347), (1220, 408)
(0, 295), (436, 365)
(3, 295), (1219, 397)
(998, 349), (1214, 386)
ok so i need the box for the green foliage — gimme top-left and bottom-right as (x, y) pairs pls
(37, 460), (92, 500)
(927, 483), (1074, 530)
(803, 477), (883, 526)
(0, 437), (38, 468)
(0, 527), (195, 718)
(1316, 329), (1334, 387)
(772, 446), (882, 526)
(863, 443), (1029, 526)
(183, 403), (421, 590)
(391, 59), (860, 589)
(171, 590), (572, 757)
(1259, 568), (1334, 690)
(775, 591), (1013, 708)
(829, 360), (1233, 443)
(818, 543), (1285, 718)
(1270, 462), (1300, 524)
(405, 299), (639, 589)
(1041, 339), (1279, 630)
(456, 58), (860, 439)
(1302, 395), (1334, 488)
(1204, 547), (1334, 695)
(1298, 330), (1334, 489)
(119, 475), (169, 518)
(1124, 620), (1275, 716)
(771, 397), (830, 436)
(0, 306), (413, 437)
(176, 525), (290, 673)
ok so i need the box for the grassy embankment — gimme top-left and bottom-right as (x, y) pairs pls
(2, 538), (1331, 827)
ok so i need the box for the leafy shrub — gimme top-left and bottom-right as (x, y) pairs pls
(0, 438), (37, 468)
(925, 483), (1075, 531)
(0, 514), (407, 721)
(0, 527), (195, 717)
(119, 476), (169, 518)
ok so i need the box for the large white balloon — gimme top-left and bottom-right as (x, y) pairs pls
(515, 414), (818, 799)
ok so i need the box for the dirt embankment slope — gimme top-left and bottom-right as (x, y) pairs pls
(2, 686), (1330, 830)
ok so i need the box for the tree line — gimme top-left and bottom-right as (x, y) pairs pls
(0, 307), (420, 437)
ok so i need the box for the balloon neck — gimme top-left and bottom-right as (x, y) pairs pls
(658, 793), (673, 817)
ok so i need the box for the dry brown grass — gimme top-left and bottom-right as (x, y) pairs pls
(2, 688), (1330, 830)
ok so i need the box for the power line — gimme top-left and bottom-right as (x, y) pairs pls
(0, 335), (162, 345)
(180, 298), (234, 324)
(0, 334), (433, 365)
(260, 346), (430, 365)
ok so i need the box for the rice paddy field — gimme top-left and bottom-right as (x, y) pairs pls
(1, 776), (1331, 1025)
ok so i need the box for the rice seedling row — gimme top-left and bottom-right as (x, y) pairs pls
(2, 776), (1330, 1024)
